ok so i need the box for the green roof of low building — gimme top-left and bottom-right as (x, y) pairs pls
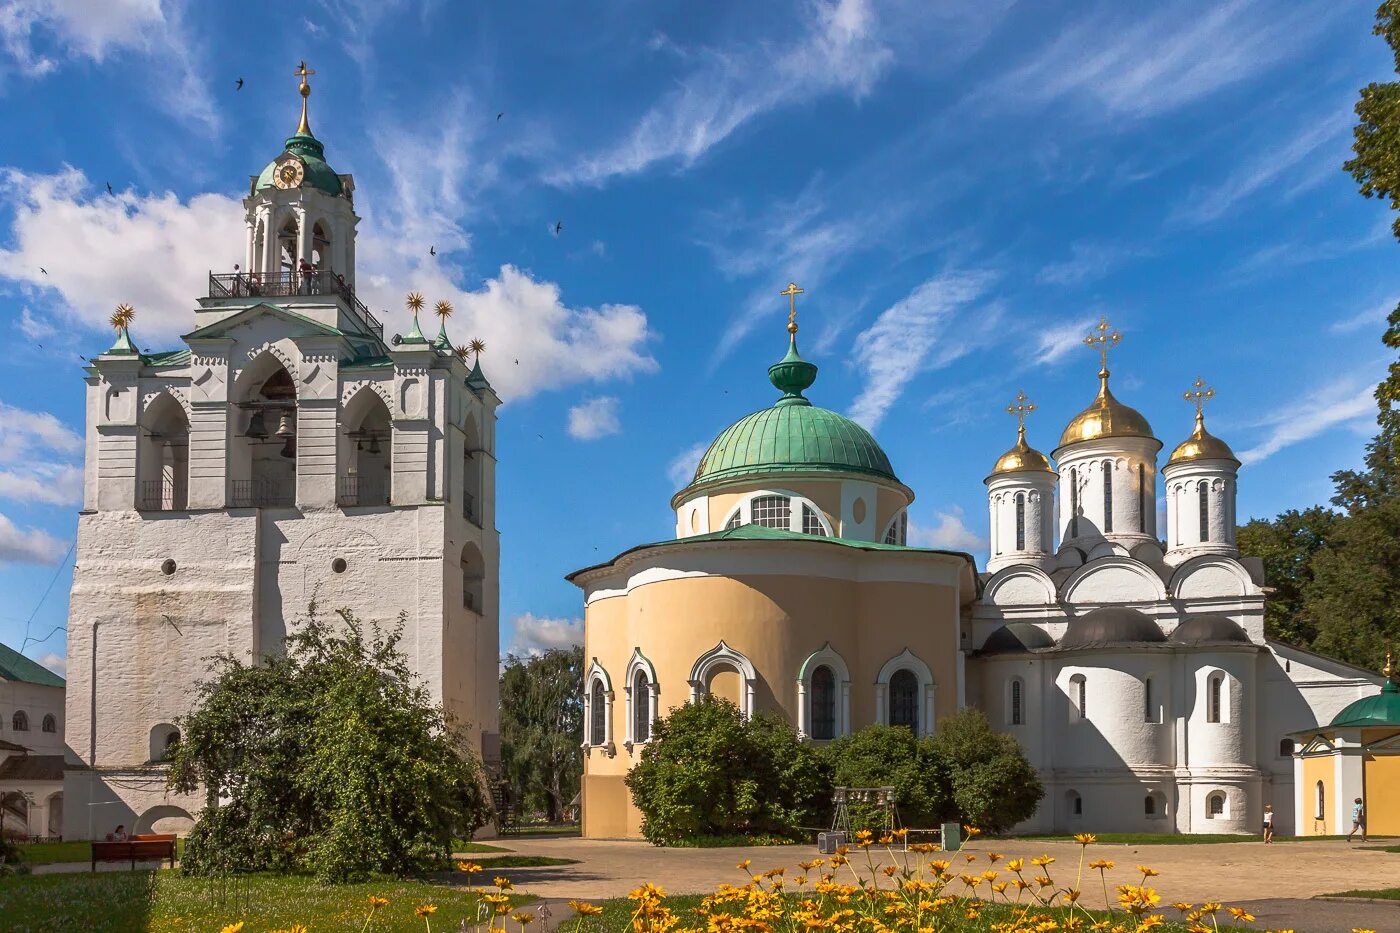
(678, 328), (897, 499)
(0, 641), (65, 688)
(1329, 678), (1400, 728)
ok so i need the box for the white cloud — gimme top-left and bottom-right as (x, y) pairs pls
(506, 612), (583, 657)
(0, 1), (218, 131)
(554, 0), (893, 185)
(0, 512), (65, 564)
(1033, 316), (1098, 366)
(0, 463), (83, 507)
(568, 396), (622, 441)
(1238, 378), (1378, 464)
(908, 506), (985, 553)
(19, 307), (55, 341)
(1331, 298), (1396, 335)
(989, 0), (1333, 121)
(0, 401), (83, 462)
(848, 270), (997, 429)
(1036, 242), (1141, 287)
(667, 440), (710, 491)
(0, 168), (657, 402)
(38, 652), (66, 676)
(0, 402), (84, 506)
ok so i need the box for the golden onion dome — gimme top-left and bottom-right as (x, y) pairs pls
(1168, 411), (1238, 465)
(990, 425), (1053, 477)
(1058, 369), (1154, 449)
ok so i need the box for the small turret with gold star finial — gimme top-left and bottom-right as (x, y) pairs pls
(106, 303), (138, 355)
(1167, 377), (1238, 465)
(432, 299), (453, 349)
(399, 291), (428, 345)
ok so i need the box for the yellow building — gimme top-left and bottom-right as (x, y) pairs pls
(567, 307), (977, 838)
(1292, 661), (1400, 836)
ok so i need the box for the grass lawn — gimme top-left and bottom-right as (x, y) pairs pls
(662, 833), (802, 848)
(1321, 887), (1400, 899)
(553, 893), (1244, 933)
(13, 839), (189, 866)
(508, 824), (581, 837)
(455, 840), (511, 853)
(470, 855), (577, 868)
(0, 869), (532, 932)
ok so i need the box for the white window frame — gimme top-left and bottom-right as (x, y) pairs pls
(582, 659), (614, 754)
(624, 648), (659, 748)
(796, 642), (851, 740)
(719, 490), (835, 537)
(1203, 669), (1230, 724)
(1007, 676), (1026, 727)
(688, 640), (757, 718)
(881, 510), (908, 545)
(1068, 673), (1087, 723)
(874, 648), (936, 737)
(1206, 790), (1228, 819)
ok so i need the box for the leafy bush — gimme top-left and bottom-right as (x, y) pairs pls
(821, 724), (946, 830)
(927, 708), (1042, 833)
(625, 697), (826, 844)
(169, 605), (490, 882)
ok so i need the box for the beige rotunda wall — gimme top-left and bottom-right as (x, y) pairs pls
(574, 539), (972, 839)
(676, 475), (913, 544)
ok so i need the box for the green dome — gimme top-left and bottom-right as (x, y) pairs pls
(1329, 680), (1400, 728)
(255, 133), (344, 196)
(682, 332), (897, 493)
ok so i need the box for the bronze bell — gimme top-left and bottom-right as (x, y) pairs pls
(243, 411), (268, 439)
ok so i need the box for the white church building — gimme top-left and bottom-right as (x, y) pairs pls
(62, 69), (501, 839)
(969, 323), (1378, 835)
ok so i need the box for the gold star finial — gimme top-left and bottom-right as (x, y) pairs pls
(780, 282), (804, 334)
(1386, 647), (1394, 679)
(109, 303), (135, 333)
(406, 292), (425, 314)
(434, 300), (454, 321)
(1083, 315), (1122, 374)
(1184, 376), (1215, 416)
(1007, 390), (1035, 439)
(294, 60), (316, 136)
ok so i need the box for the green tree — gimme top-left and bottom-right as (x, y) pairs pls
(1303, 498), (1400, 670)
(168, 606), (489, 883)
(498, 647), (583, 822)
(1236, 507), (1339, 647)
(624, 697), (826, 844)
(925, 708), (1042, 834)
(821, 725), (944, 830)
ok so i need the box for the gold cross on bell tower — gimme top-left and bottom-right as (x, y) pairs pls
(1007, 390), (1035, 443)
(1083, 316), (1122, 373)
(1184, 376), (1215, 414)
(781, 282), (804, 334)
(294, 60), (316, 136)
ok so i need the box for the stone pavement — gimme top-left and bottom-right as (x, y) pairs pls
(490, 835), (1400, 933)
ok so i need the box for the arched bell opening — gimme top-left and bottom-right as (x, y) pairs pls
(311, 220), (331, 271)
(230, 358), (297, 508)
(339, 389), (392, 507)
(277, 216), (299, 277)
(136, 393), (189, 510)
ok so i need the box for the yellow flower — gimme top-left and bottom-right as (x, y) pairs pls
(1074, 833), (1097, 846)
(512, 912), (536, 925)
(1226, 907), (1255, 922)
(629, 882), (667, 900)
(457, 860), (483, 873)
(1031, 855), (1056, 867)
(737, 859), (752, 871)
(1089, 859), (1115, 871)
(415, 904), (438, 917)
(494, 876), (514, 890)
(220, 925), (245, 933)
(1136, 866), (1160, 878)
(368, 895), (390, 908)
(1006, 858), (1025, 872)
(963, 825), (983, 838)
(1063, 889), (1081, 904)
(1171, 903), (1193, 913)
(988, 852), (1003, 863)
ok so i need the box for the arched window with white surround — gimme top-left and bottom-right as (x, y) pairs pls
(1144, 676), (1158, 724)
(1145, 791), (1166, 819)
(1205, 671), (1228, 723)
(882, 511), (908, 545)
(1102, 460), (1113, 533)
(625, 648), (658, 747)
(1198, 481), (1210, 543)
(1066, 789), (1082, 818)
(1069, 468), (1079, 538)
(1138, 463), (1147, 533)
(797, 643), (850, 740)
(41, 714), (56, 733)
(689, 641), (757, 719)
(583, 660), (614, 750)
(1315, 781), (1325, 820)
(11, 710), (28, 732)
(875, 649), (936, 737)
(1015, 493), (1026, 551)
(720, 491), (833, 538)
(1068, 673), (1087, 723)
(1207, 791), (1227, 819)
(1007, 677), (1025, 726)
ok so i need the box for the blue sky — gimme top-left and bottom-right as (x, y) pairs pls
(0, 0), (1396, 669)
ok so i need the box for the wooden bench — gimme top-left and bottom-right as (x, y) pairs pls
(91, 834), (177, 871)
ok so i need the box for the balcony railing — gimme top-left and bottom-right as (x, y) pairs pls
(338, 474), (389, 508)
(139, 479), (187, 511)
(208, 270), (384, 341)
(231, 478), (294, 508)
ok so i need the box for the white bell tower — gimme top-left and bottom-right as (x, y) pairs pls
(1164, 379), (1240, 565)
(243, 62), (359, 285)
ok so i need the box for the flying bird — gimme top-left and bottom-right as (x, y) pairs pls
(496, 112), (504, 121)
(39, 267), (47, 275)
(236, 78), (244, 91)
(553, 221), (563, 235)
(429, 245), (436, 256)
(106, 181), (113, 195)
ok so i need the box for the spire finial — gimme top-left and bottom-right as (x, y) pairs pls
(294, 60), (316, 136)
(781, 282), (804, 335)
(1007, 390), (1035, 442)
(432, 299), (454, 348)
(1185, 377), (1215, 415)
(1386, 646), (1394, 679)
(467, 337), (486, 362)
(1083, 315), (1122, 380)
(106, 303), (138, 355)
(401, 291), (427, 344)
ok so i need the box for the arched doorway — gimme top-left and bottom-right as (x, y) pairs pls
(137, 393), (189, 510)
(339, 389), (392, 506)
(133, 805), (194, 836)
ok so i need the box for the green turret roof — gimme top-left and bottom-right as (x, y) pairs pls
(1329, 678), (1400, 728)
(255, 132), (344, 196)
(678, 329), (897, 497)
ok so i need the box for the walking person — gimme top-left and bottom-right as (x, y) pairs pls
(1347, 796), (1366, 842)
(1262, 804), (1274, 843)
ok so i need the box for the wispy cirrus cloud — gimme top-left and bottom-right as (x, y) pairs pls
(907, 506), (985, 553)
(1330, 298), (1397, 335)
(1032, 316), (1098, 367)
(848, 269), (998, 430)
(1036, 241), (1145, 287)
(667, 440), (709, 491)
(552, 0), (894, 185)
(1238, 376), (1378, 464)
(0, 512), (65, 565)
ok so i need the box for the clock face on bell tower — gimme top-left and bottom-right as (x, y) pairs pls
(273, 157), (305, 189)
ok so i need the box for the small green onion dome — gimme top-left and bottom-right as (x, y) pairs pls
(255, 132), (344, 197)
(677, 331), (898, 497)
(1329, 678), (1400, 728)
